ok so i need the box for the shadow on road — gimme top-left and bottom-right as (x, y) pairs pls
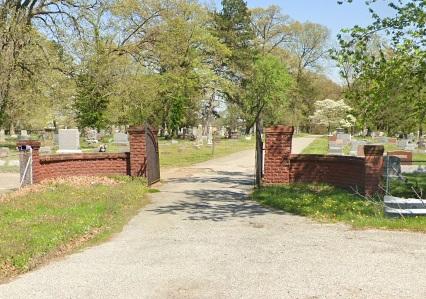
(149, 169), (284, 221)
(165, 170), (254, 186)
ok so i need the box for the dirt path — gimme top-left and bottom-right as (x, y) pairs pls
(1, 139), (426, 298)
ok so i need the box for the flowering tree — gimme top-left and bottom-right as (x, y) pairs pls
(310, 99), (355, 133)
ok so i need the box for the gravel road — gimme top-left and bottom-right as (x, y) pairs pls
(1, 137), (426, 298)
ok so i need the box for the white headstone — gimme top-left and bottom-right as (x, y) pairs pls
(196, 124), (203, 145)
(20, 130), (28, 137)
(220, 127), (226, 138)
(113, 132), (129, 145)
(336, 133), (351, 145)
(0, 129), (5, 142)
(57, 129), (82, 153)
(207, 126), (213, 145)
(86, 129), (98, 144)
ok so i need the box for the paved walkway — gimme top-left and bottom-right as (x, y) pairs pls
(1, 138), (426, 298)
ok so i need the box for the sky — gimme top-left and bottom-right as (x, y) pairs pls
(211, 0), (395, 83)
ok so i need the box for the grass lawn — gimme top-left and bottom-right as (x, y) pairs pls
(253, 184), (426, 232)
(301, 136), (328, 155)
(160, 138), (255, 168)
(0, 176), (151, 281)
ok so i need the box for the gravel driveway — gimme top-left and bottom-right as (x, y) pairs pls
(1, 138), (426, 298)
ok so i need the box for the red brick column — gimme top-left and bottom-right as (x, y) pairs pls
(17, 140), (41, 183)
(263, 126), (294, 184)
(128, 126), (146, 177)
(364, 145), (384, 196)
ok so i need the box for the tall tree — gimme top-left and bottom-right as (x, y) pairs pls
(213, 0), (257, 108)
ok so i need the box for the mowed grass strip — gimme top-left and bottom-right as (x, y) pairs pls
(0, 176), (149, 281)
(301, 136), (328, 155)
(253, 184), (426, 232)
(160, 138), (255, 168)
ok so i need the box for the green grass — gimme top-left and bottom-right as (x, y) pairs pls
(0, 176), (150, 280)
(253, 184), (426, 232)
(301, 136), (328, 155)
(160, 138), (255, 168)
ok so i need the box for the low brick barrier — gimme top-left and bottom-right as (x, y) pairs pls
(263, 126), (384, 196)
(17, 126), (153, 184)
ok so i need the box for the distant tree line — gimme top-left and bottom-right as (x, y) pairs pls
(0, 0), (340, 135)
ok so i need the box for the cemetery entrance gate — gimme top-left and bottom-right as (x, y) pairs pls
(145, 125), (160, 185)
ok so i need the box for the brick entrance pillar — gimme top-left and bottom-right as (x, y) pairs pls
(128, 126), (146, 177)
(263, 126), (294, 184)
(364, 145), (384, 196)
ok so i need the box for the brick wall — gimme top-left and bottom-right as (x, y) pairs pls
(263, 126), (384, 196)
(38, 153), (129, 182)
(290, 155), (365, 191)
(17, 126), (154, 184)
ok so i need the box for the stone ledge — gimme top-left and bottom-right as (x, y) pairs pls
(40, 152), (129, 162)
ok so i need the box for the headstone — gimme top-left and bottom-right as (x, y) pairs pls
(113, 132), (129, 145)
(0, 160), (5, 166)
(230, 131), (240, 139)
(196, 124), (203, 145)
(20, 130), (28, 137)
(207, 127), (213, 145)
(86, 129), (98, 144)
(405, 143), (416, 151)
(384, 156), (401, 177)
(388, 150), (412, 165)
(0, 129), (5, 142)
(57, 129), (82, 153)
(419, 137), (426, 149)
(220, 127), (226, 138)
(171, 139), (178, 144)
(192, 126), (197, 140)
(336, 133), (351, 145)
(329, 141), (343, 155)
(397, 139), (409, 149)
(350, 141), (362, 156)
(328, 146), (343, 155)
(0, 147), (9, 158)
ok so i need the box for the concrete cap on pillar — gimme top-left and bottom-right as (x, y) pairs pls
(265, 126), (294, 134)
(364, 145), (384, 156)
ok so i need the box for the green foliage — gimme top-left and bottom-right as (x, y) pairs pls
(244, 54), (293, 127)
(334, 0), (426, 135)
